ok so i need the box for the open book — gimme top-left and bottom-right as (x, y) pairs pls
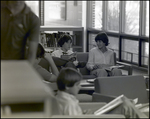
(94, 95), (124, 115)
(94, 95), (148, 118)
(94, 95), (139, 115)
(61, 52), (77, 61)
(104, 65), (124, 72)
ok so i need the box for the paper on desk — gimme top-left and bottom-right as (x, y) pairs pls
(87, 78), (96, 83)
(94, 95), (124, 115)
(105, 65), (124, 71)
(133, 98), (138, 104)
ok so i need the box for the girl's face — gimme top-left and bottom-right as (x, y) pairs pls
(62, 40), (72, 51)
(66, 81), (81, 96)
(96, 40), (105, 49)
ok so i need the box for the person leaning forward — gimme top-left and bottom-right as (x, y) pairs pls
(1, 1), (40, 65)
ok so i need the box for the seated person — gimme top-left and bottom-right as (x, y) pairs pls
(86, 32), (122, 77)
(51, 34), (86, 70)
(55, 67), (141, 117)
(33, 43), (59, 82)
(55, 67), (89, 115)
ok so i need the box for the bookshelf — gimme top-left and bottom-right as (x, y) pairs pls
(40, 26), (84, 52)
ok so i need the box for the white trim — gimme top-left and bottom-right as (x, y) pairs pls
(82, 1), (87, 52)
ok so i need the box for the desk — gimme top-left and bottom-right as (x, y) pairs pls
(79, 80), (95, 95)
(1, 60), (54, 118)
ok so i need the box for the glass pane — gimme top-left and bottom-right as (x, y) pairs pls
(121, 39), (139, 64)
(93, 1), (102, 29)
(25, 1), (39, 17)
(44, 1), (66, 22)
(146, 1), (149, 36)
(107, 1), (119, 32)
(107, 37), (119, 58)
(125, 1), (140, 35)
(142, 42), (149, 66)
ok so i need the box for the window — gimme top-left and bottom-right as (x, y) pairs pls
(146, 1), (149, 36)
(124, 1), (140, 35)
(107, 1), (119, 32)
(88, 1), (148, 68)
(142, 42), (149, 66)
(25, 1), (39, 17)
(88, 34), (97, 50)
(121, 39), (139, 64)
(107, 37), (119, 58)
(93, 1), (102, 29)
(43, 1), (82, 26)
(44, 1), (66, 25)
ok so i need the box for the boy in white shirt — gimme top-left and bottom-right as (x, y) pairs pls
(55, 67), (83, 115)
(55, 68), (142, 117)
(51, 34), (86, 71)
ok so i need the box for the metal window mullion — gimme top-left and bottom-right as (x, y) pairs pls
(39, 1), (41, 25)
(120, 1), (125, 33)
(138, 39), (142, 66)
(87, 1), (93, 28)
(39, 1), (44, 26)
(102, 1), (107, 31)
(87, 1), (94, 51)
(139, 1), (146, 66)
(139, 1), (146, 36)
(119, 1), (125, 61)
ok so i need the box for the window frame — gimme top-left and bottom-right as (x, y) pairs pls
(31, 1), (149, 68)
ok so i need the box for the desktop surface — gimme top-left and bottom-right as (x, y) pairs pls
(1, 60), (53, 104)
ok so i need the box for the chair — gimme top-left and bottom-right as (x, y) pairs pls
(76, 52), (133, 78)
(114, 52), (132, 75)
(38, 57), (50, 72)
(93, 75), (149, 103)
(76, 52), (96, 79)
(38, 52), (133, 79)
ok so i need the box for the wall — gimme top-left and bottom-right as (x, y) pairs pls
(45, 1), (82, 26)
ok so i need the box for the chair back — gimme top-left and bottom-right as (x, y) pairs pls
(38, 57), (50, 72)
(114, 52), (117, 65)
(76, 52), (91, 75)
(94, 75), (148, 103)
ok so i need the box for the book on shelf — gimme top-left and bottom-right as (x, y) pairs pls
(41, 32), (72, 48)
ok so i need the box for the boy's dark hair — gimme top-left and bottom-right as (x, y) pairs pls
(95, 32), (109, 46)
(57, 67), (82, 91)
(36, 43), (45, 58)
(58, 34), (73, 47)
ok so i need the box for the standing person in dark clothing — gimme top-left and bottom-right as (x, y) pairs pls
(1, 1), (40, 65)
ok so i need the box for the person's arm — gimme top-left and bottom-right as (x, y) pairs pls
(86, 50), (95, 71)
(35, 65), (56, 82)
(28, 41), (38, 65)
(45, 53), (59, 80)
(64, 103), (83, 115)
(27, 10), (40, 65)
